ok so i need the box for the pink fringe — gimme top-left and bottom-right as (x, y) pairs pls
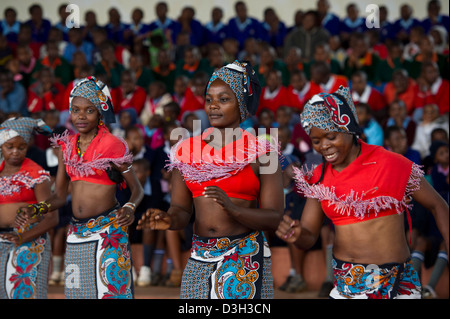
(166, 136), (280, 183)
(292, 162), (424, 220)
(50, 130), (133, 177)
(0, 171), (50, 196)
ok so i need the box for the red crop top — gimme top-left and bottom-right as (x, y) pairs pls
(50, 124), (133, 185)
(0, 158), (50, 204)
(294, 141), (423, 226)
(168, 128), (277, 201)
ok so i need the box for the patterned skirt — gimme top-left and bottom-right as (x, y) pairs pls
(0, 227), (51, 299)
(181, 231), (274, 299)
(330, 256), (422, 299)
(64, 205), (134, 299)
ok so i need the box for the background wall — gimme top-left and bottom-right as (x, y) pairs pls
(1, 0), (448, 26)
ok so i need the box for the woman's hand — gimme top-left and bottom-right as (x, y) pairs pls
(275, 214), (302, 244)
(115, 206), (135, 227)
(0, 232), (22, 246)
(14, 206), (35, 228)
(203, 186), (238, 214)
(137, 208), (171, 230)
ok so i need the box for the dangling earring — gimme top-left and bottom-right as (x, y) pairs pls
(99, 119), (104, 126)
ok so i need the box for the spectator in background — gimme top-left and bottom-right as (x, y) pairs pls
(421, 0), (449, 34)
(383, 69), (418, 115)
(350, 71), (387, 121)
(339, 3), (366, 45)
(1, 7), (20, 44)
(35, 40), (73, 86)
(140, 81), (173, 126)
(129, 54), (154, 90)
(309, 61), (348, 95)
(403, 26), (424, 62)
(94, 41), (125, 88)
(308, 42), (342, 77)
(0, 69), (27, 116)
(175, 45), (205, 79)
(377, 40), (405, 84)
(152, 49), (176, 94)
(392, 4), (422, 44)
(286, 70), (311, 112)
(24, 3), (51, 44)
(262, 7), (288, 56)
(104, 7), (130, 46)
(384, 125), (421, 165)
(27, 67), (65, 113)
(415, 61), (449, 116)
(284, 10), (329, 63)
(405, 34), (449, 80)
(343, 32), (380, 84)
(13, 45), (38, 89)
(382, 99), (417, 146)
(63, 28), (94, 65)
(53, 3), (70, 42)
(111, 70), (147, 115)
(129, 8), (150, 41)
(317, 0), (340, 36)
(81, 10), (101, 44)
(148, 2), (181, 45)
(227, 1), (264, 49)
(258, 69), (289, 116)
(356, 102), (384, 146)
(328, 35), (347, 69)
(177, 6), (205, 47)
(378, 5), (394, 43)
(256, 44), (289, 87)
(221, 38), (240, 64)
(412, 103), (449, 160)
(205, 7), (229, 45)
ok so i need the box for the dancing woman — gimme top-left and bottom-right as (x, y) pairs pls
(0, 117), (56, 299)
(139, 61), (284, 299)
(276, 86), (449, 299)
(17, 77), (144, 299)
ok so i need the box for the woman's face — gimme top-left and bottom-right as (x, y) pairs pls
(205, 79), (241, 128)
(70, 96), (100, 134)
(309, 126), (357, 171)
(1, 136), (28, 167)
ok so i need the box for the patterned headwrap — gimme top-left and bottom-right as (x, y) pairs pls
(0, 117), (52, 147)
(300, 86), (362, 136)
(69, 76), (116, 123)
(206, 60), (261, 121)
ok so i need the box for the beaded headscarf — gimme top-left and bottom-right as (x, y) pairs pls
(206, 60), (261, 121)
(69, 76), (116, 123)
(300, 86), (362, 136)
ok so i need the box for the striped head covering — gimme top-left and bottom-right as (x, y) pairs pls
(0, 117), (52, 147)
(69, 76), (116, 123)
(300, 86), (362, 136)
(206, 60), (261, 121)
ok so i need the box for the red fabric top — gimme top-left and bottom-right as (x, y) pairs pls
(298, 141), (422, 226)
(0, 158), (50, 204)
(171, 129), (274, 201)
(52, 124), (132, 185)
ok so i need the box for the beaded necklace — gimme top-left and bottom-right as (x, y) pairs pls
(77, 130), (98, 157)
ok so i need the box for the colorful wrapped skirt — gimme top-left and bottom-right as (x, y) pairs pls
(181, 231), (274, 299)
(0, 227), (51, 299)
(64, 205), (134, 299)
(330, 256), (422, 299)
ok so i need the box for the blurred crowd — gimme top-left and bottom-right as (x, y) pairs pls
(0, 0), (448, 294)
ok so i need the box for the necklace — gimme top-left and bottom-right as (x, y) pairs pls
(77, 130), (98, 157)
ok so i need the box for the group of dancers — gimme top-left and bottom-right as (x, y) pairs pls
(0, 60), (448, 299)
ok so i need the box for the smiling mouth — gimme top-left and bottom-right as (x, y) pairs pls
(208, 114), (222, 118)
(324, 153), (338, 161)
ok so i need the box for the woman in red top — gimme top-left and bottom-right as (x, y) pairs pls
(138, 61), (284, 299)
(0, 117), (57, 299)
(276, 86), (449, 299)
(17, 77), (144, 299)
